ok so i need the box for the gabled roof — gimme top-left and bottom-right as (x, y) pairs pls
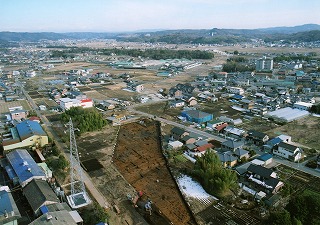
(234, 148), (249, 157)
(181, 135), (195, 142)
(278, 142), (299, 153)
(247, 164), (273, 178)
(171, 127), (187, 136)
(6, 149), (46, 186)
(16, 120), (47, 141)
(258, 153), (273, 161)
(196, 143), (213, 152)
(216, 123), (228, 132)
(218, 151), (237, 163)
(266, 137), (282, 147)
(28, 210), (77, 225)
(0, 189), (21, 223)
(222, 139), (244, 149)
(248, 130), (268, 139)
(23, 179), (59, 213)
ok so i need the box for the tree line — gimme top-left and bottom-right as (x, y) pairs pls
(60, 107), (107, 134)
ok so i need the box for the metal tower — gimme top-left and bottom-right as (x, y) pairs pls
(66, 118), (91, 209)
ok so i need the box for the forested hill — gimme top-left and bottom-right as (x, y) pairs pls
(0, 24), (319, 44)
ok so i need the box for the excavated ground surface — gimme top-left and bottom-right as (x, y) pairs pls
(113, 119), (196, 225)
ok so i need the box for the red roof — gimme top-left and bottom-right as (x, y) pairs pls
(80, 99), (92, 103)
(196, 143), (214, 152)
(29, 116), (40, 122)
(216, 123), (228, 132)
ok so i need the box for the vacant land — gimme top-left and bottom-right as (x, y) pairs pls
(266, 116), (320, 150)
(0, 100), (31, 114)
(113, 119), (196, 225)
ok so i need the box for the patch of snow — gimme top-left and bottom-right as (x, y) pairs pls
(177, 175), (218, 200)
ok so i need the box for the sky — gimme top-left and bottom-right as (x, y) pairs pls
(1, 0), (320, 32)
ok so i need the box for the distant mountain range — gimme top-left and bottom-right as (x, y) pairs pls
(0, 24), (319, 45)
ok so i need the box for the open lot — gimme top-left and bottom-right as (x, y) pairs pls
(113, 119), (196, 225)
(0, 100), (31, 114)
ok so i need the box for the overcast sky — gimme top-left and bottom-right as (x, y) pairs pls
(1, 0), (319, 32)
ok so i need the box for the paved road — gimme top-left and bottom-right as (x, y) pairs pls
(128, 105), (226, 143)
(255, 148), (320, 178)
(20, 83), (110, 209)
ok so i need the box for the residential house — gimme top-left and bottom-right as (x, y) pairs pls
(98, 101), (116, 110)
(168, 140), (184, 150)
(169, 100), (185, 108)
(169, 88), (183, 99)
(6, 149), (46, 187)
(9, 109), (29, 121)
(218, 151), (238, 168)
(181, 135), (197, 145)
(224, 126), (246, 139)
(188, 142), (214, 157)
(234, 148), (250, 160)
(171, 127), (189, 141)
(293, 102), (313, 111)
(0, 187), (21, 225)
(240, 99), (254, 110)
(186, 97), (197, 106)
(181, 110), (213, 124)
(23, 179), (60, 216)
(215, 123), (228, 133)
(257, 153), (273, 166)
(131, 83), (144, 93)
(228, 87), (244, 95)
(221, 139), (244, 152)
(2, 120), (48, 152)
(246, 164), (283, 194)
(247, 130), (269, 146)
(273, 142), (303, 162)
(263, 137), (282, 153)
(207, 119), (226, 129)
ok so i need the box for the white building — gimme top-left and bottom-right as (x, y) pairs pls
(168, 141), (184, 150)
(293, 102), (313, 111)
(273, 142), (303, 162)
(228, 87), (244, 95)
(80, 99), (94, 108)
(60, 98), (93, 110)
(26, 71), (36, 77)
(59, 98), (81, 111)
(256, 57), (273, 71)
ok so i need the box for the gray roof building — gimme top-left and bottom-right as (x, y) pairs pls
(23, 179), (60, 216)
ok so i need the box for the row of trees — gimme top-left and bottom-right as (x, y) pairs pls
(222, 61), (255, 73)
(60, 107), (107, 134)
(192, 150), (238, 197)
(100, 48), (214, 60)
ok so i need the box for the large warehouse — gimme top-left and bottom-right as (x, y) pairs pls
(266, 107), (310, 122)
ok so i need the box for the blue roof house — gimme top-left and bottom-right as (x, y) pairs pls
(0, 188), (21, 224)
(181, 110), (213, 124)
(2, 120), (48, 152)
(6, 149), (46, 187)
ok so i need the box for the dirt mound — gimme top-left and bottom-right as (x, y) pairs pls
(113, 119), (196, 225)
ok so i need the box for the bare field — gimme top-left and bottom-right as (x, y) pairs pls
(266, 116), (320, 150)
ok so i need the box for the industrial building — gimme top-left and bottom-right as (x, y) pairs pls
(266, 107), (310, 122)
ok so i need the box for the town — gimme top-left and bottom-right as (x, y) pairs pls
(0, 25), (320, 225)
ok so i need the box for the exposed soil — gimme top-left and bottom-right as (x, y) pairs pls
(113, 119), (197, 225)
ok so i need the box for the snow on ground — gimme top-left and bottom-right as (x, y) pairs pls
(177, 174), (218, 200)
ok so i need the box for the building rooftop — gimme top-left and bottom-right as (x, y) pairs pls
(23, 179), (59, 213)
(6, 149), (46, 186)
(16, 120), (47, 141)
